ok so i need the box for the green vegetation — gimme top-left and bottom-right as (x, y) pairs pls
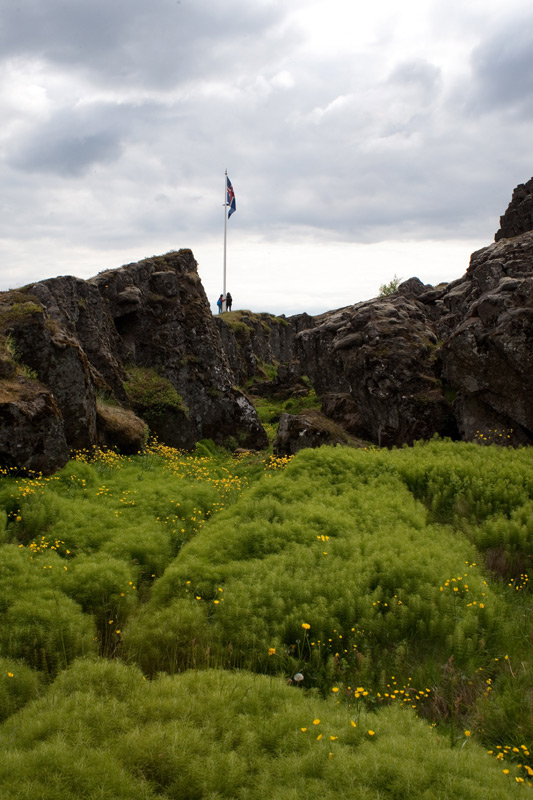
(0, 300), (44, 336)
(252, 384), (321, 442)
(124, 366), (189, 417)
(379, 274), (402, 296)
(0, 438), (532, 798)
(2, 333), (39, 381)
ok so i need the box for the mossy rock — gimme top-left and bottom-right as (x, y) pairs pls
(96, 403), (148, 455)
(123, 367), (188, 415)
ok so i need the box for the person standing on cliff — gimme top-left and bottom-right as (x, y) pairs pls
(226, 292), (232, 311)
(217, 294), (225, 313)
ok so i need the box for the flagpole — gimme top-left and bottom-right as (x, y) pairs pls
(223, 169), (228, 302)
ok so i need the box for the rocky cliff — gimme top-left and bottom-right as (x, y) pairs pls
(280, 185), (533, 449)
(1, 181), (532, 472)
(289, 232), (533, 448)
(495, 177), (533, 241)
(0, 250), (267, 473)
(214, 180), (533, 450)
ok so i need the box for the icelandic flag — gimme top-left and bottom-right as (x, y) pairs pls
(226, 175), (236, 218)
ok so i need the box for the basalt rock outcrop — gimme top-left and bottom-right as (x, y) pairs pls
(495, 177), (533, 242)
(286, 184), (533, 448)
(440, 233), (533, 442)
(214, 311), (314, 386)
(2, 181), (532, 471)
(216, 179), (533, 450)
(294, 294), (455, 447)
(0, 250), (267, 473)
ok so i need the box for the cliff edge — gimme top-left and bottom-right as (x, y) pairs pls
(0, 250), (267, 473)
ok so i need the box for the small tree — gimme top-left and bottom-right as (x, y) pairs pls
(379, 274), (402, 297)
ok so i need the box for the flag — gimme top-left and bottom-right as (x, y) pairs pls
(226, 175), (236, 218)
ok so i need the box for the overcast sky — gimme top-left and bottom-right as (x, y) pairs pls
(1, 0), (532, 315)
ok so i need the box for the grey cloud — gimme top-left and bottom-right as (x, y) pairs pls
(12, 131), (120, 176)
(467, 13), (533, 116)
(387, 59), (442, 96)
(0, 0), (296, 88)
(0, 0), (531, 286)
(10, 105), (125, 176)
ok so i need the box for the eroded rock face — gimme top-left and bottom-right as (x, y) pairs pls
(294, 295), (456, 446)
(1, 180), (532, 469)
(495, 177), (533, 242)
(0, 250), (267, 473)
(215, 312), (313, 385)
(440, 233), (533, 443)
(214, 182), (533, 449)
(0, 378), (69, 473)
(289, 228), (533, 446)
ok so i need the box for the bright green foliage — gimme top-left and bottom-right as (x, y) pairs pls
(124, 599), (213, 674)
(0, 657), (42, 721)
(0, 661), (523, 800)
(0, 508), (8, 544)
(252, 387), (321, 442)
(0, 545), (97, 674)
(139, 447), (504, 688)
(391, 438), (533, 575)
(0, 444), (256, 683)
(0, 589), (96, 676)
(124, 366), (188, 414)
(57, 553), (138, 656)
(378, 274), (402, 296)
(0, 439), (532, 796)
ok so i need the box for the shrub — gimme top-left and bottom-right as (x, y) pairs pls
(0, 665), (522, 800)
(0, 657), (42, 721)
(58, 554), (137, 656)
(122, 599), (212, 676)
(0, 589), (96, 676)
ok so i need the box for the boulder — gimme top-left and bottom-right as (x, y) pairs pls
(0, 378), (69, 474)
(273, 409), (366, 456)
(295, 295), (456, 446)
(96, 403), (148, 454)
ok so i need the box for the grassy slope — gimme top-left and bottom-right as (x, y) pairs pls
(0, 439), (532, 798)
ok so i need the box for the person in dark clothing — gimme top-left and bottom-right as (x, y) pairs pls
(226, 291), (232, 311)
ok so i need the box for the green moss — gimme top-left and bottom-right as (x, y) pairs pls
(124, 367), (188, 415)
(3, 335), (38, 381)
(0, 301), (44, 329)
(224, 318), (252, 338)
(222, 310), (288, 330)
